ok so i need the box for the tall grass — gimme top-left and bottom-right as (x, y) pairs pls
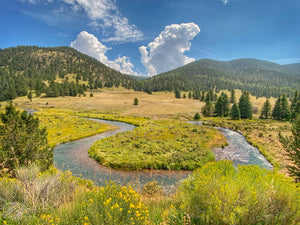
(0, 165), (77, 224)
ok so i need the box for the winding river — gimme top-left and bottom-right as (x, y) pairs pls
(54, 118), (272, 190)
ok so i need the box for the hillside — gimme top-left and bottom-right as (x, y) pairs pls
(136, 58), (300, 97)
(0, 46), (136, 101)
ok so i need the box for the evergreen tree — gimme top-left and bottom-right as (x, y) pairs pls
(27, 90), (33, 102)
(133, 98), (139, 105)
(272, 94), (291, 121)
(90, 92), (94, 97)
(230, 102), (240, 120)
(183, 93), (186, 98)
(193, 112), (201, 120)
(238, 91), (253, 119)
(281, 94), (291, 120)
(202, 101), (214, 117)
(272, 95), (282, 120)
(279, 115), (300, 182)
(260, 99), (272, 119)
(214, 92), (230, 117)
(230, 89), (236, 103)
(0, 102), (52, 176)
(188, 91), (192, 99)
(290, 91), (300, 120)
(174, 89), (181, 98)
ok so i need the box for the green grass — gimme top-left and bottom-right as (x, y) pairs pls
(89, 119), (226, 170)
(35, 108), (116, 147)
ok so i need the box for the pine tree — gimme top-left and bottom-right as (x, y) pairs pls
(279, 115), (300, 182)
(193, 112), (201, 120)
(230, 89), (236, 103)
(290, 91), (300, 120)
(0, 102), (52, 176)
(188, 91), (192, 99)
(214, 92), (230, 117)
(238, 91), (253, 119)
(183, 93), (186, 98)
(27, 90), (33, 102)
(281, 94), (290, 120)
(133, 98), (139, 105)
(272, 95), (282, 120)
(260, 99), (272, 119)
(174, 89), (181, 98)
(230, 102), (240, 120)
(202, 101), (214, 117)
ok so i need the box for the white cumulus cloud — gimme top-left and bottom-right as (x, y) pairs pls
(221, 0), (229, 4)
(70, 31), (138, 75)
(139, 23), (200, 76)
(62, 0), (143, 42)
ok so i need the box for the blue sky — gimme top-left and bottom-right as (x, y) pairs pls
(1, 0), (300, 76)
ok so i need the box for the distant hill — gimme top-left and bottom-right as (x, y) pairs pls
(0, 46), (136, 101)
(1, 46), (299, 100)
(136, 58), (300, 97)
(282, 63), (300, 77)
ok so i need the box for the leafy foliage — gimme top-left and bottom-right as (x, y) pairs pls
(0, 102), (52, 176)
(178, 161), (300, 224)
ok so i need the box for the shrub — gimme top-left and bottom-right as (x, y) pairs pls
(133, 98), (139, 106)
(53, 181), (149, 225)
(178, 161), (300, 224)
(141, 181), (163, 197)
(193, 112), (201, 120)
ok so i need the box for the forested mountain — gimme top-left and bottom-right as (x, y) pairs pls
(283, 63), (300, 77)
(1, 46), (299, 100)
(136, 58), (300, 97)
(0, 46), (136, 101)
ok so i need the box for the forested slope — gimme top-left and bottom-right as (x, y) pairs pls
(0, 46), (136, 101)
(136, 58), (300, 97)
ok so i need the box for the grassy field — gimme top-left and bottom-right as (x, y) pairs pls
(89, 119), (226, 170)
(1, 88), (293, 173)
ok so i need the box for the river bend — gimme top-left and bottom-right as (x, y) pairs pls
(54, 119), (272, 190)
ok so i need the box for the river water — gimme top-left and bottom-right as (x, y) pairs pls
(54, 119), (272, 190)
(54, 119), (190, 191)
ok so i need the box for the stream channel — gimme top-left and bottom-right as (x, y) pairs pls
(54, 118), (272, 190)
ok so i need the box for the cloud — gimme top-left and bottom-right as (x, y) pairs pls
(221, 0), (229, 4)
(139, 23), (200, 76)
(19, 0), (143, 43)
(18, 0), (53, 4)
(70, 31), (138, 75)
(62, 0), (143, 42)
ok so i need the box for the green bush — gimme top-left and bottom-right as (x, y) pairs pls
(178, 161), (300, 224)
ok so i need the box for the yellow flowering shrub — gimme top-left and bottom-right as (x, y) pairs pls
(178, 161), (300, 224)
(69, 182), (149, 225)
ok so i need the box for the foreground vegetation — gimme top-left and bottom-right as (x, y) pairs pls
(1, 161), (299, 225)
(89, 119), (226, 170)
